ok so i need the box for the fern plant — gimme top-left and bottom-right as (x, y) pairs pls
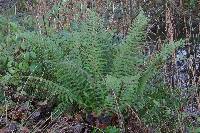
(54, 10), (114, 111)
(0, 8), (184, 116)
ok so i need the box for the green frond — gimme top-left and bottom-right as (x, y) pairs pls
(71, 10), (113, 78)
(113, 10), (149, 77)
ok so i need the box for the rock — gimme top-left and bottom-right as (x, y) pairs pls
(31, 111), (41, 122)
(71, 124), (84, 133)
(7, 121), (18, 132)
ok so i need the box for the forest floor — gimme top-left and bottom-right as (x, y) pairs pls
(0, 86), (150, 133)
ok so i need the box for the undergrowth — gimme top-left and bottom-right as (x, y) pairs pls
(0, 8), (188, 132)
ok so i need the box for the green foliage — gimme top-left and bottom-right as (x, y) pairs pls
(0, 8), (185, 131)
(105, 10), (184, 112)
(70, 10), (113, 77)
(189, 0), (197, 8)
(92, 126), (120, 133)
(104, 126), (120, 133)
(0, 85), (5, 104)
(140, 79), (184, 132)
(55, 10), (114, 111)
(113, 10), (148, 77)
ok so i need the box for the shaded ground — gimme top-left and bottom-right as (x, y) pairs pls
(0, 86), (149, 133)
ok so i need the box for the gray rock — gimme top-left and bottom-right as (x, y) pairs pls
(71, 124), (84, 133)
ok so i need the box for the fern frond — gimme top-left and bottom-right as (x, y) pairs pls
(53, 60), (106, 111)
(71, 10), (113, 78)
(113, 10), (149, 77)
